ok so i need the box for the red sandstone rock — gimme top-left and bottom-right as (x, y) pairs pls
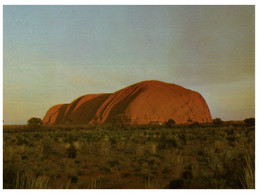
(42, 104), (69, 124)
(42, 80), (212, 125)
(63, 93), (111, 124)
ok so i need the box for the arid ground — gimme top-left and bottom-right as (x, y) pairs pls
(3, 121), (254, 189)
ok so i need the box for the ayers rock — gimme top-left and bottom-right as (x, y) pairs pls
(43, 80), (212, 125)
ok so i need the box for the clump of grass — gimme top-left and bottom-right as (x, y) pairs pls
(240, 155), (255, 189)
(145, 176), (161, 189)
(100, 140), (111, 157)
(15, 171), (51, 189)
(88, 177), (102, 189)
(3, 124), (255, 189)
(40, 138), (54, 159)
(136, 144), (145, 156)
(169, 149), (184, 177)
(3, 162), (17, 189)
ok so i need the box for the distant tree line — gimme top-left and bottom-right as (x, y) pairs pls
(244, 118), (255, 126)
(26, 116), (255, 128)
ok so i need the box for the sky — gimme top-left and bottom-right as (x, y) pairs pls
(3, 5), (255, 124)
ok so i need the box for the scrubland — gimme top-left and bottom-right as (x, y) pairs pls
(3, 122), (255, 189)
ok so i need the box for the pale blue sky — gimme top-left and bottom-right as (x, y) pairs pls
(3, 5), (254, 124)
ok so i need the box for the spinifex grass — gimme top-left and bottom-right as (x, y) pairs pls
(3, 123), (255, 189)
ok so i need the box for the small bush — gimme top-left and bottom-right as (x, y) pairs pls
(190, 122), (200, 128)
(213, 118), (223, 127)
(157, 134), (177, 150)
(70, 176), (78, 183)
(67, 144), (77, 158)
(244, 118), (255, 126)
(165, 119), (176, 128)
(111, 114), (131, 128)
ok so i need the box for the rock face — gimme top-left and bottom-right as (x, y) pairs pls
(43, 80), (212, 125)
(42, 104), (69, 125)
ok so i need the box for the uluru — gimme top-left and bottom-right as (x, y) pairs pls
(43, 80), (212, 125)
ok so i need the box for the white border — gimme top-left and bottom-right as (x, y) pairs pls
(1, 1), (258, 194)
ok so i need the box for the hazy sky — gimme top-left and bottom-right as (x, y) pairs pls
(3, 5), (254, 124)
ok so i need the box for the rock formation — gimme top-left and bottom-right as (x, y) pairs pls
(43, 80), (212, 125)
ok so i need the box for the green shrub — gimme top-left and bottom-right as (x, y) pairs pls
(27, 117), (42, 126)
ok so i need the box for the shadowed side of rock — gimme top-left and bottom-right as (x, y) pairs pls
(42, 104), (69, 125)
